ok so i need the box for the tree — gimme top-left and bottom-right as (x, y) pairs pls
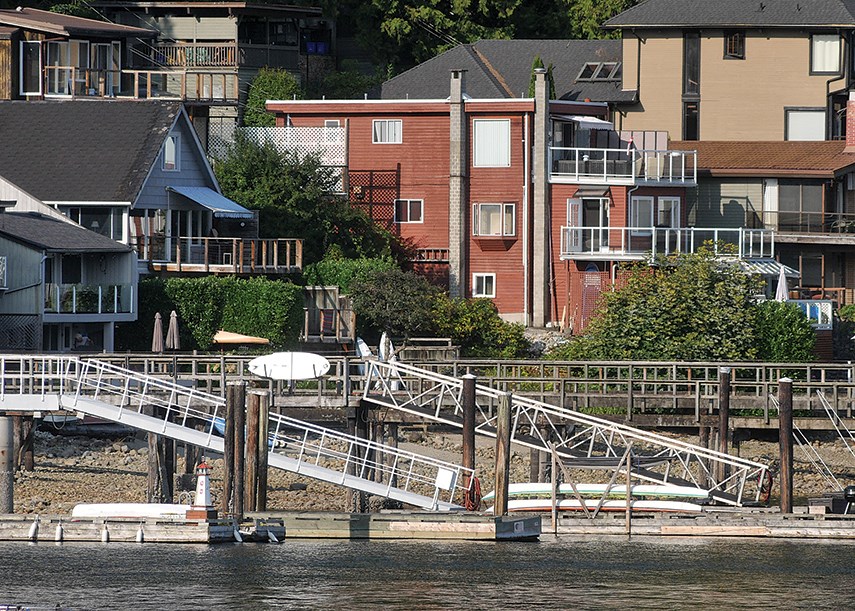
(311, 60), (385, 99)
(527, 55), (556, 98)
(214, 133), (410, 264)
(754, 301), (816, 362)
(550, 247), (765, 361)
(244, 68), (302, 127)
(350, 268), (440, 341)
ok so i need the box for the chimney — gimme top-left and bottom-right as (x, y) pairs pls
(448, 69), (467, 298)
(846, 91), (855, 152)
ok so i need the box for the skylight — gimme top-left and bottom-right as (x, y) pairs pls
(576, 62), (621, 82)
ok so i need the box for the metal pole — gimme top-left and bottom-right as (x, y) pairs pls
(493, 392), (512, 517)
(778, 377), (794, 513)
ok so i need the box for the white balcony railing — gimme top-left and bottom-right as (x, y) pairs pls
(550, 147), (697, 184)
(789, 299), (834, 330)
(44, 283), (134, 315)
(559, 226), (775, 259)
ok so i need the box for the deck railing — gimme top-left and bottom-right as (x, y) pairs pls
(133, 236), (302, 274)
(550, 147), (697, 185)
(44, 283), (134, 315)
(560, 226), (774, 259)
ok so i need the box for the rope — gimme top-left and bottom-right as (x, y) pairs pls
(463, 475), (482, 511)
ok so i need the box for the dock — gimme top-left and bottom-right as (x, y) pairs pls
(248, 511), (540, 540)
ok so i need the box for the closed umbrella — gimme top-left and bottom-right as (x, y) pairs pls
(151, 312), (164, 353)
(165, 310), (180, 350)
(775, 266), (789, 302)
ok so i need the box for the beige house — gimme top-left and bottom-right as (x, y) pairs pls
(605, 0), (855, 141)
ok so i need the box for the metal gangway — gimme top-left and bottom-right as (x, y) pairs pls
(362, 359), (770, 506)
(0, 356), (473, 511)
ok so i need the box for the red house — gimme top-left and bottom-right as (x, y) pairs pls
(266, 70), (749, 332)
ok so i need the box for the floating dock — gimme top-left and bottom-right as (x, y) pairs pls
(0, 514), (285, 544)
(248, 511), (541, 540)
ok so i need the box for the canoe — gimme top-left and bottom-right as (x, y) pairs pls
(481, 482), (710, 501)
(486, 498), (704, 514)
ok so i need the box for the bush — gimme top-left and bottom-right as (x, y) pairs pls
(753, 301), (816, 362)
(350, 268), (439, 342)
(303, 253), (398, 294)
(431, 296), (530, 359)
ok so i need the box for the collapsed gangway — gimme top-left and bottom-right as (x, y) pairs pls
(362, 359), (770, 506)
(0, 356), (472, 511)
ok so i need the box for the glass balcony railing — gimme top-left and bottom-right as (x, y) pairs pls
(44, 284), (134, 315)
(550, 147), (697, 184)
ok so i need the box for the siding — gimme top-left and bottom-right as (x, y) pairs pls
(0, 237), (42, 315)
(0, 38), (11, 100)
(694, 179), (763, 228)
(150, 16), (237, 41)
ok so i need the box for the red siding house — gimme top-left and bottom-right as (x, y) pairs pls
(267, 70), (728, 331)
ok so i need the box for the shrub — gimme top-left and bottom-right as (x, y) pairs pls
(753, 301), (816, 362)
(303, 254), (397, 294)
(350, 268), (439, 341)
(431, 296), (530, 359)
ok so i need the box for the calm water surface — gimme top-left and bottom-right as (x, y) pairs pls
(1, 536), (853, 610)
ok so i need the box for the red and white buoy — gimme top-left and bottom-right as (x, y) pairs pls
(193, 461), (213, 508)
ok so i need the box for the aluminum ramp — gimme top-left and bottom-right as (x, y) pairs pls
(362, 359), (770, 506)
(0, 356), (471, 511)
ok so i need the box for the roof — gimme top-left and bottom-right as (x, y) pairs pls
(0, 212), (131, 253)
(90, 1), (321, 15)
(0, 7), (156, 38)
(0, 100), (182, 202)
(605, 0), (855, 28)
(381, 39), (637, 104)
(167, 186), (253, 219)
(670, 140), (855, 177)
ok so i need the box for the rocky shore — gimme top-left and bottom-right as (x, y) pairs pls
(12, 428), (855, 515)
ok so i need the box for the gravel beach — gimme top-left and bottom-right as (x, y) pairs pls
(12, 427), (855, 514)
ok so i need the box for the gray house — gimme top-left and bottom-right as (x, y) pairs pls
(0, 100), (301, 277)
(0, 206), (136, 352)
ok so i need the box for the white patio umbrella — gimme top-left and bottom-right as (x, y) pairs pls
(775, 266), (789, 302)
(151, 312), (164, 353)
(165, 310), (180, 350)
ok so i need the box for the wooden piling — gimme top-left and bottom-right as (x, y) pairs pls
(0, 416), (13, 513)
(21, 416), (34, 472)
(256, 390), (270, 512)
(144, 406), (173, 503)
(245, 390), (261, 512)
(462, 374), (476, 473)
(232, 382), (246, 520)
(222, 382), (239, 515)
(717, 367), (731, 484)
(493, 392), (512, 517)
(778, 377), (794, 514)
(386, 422), (398, 489)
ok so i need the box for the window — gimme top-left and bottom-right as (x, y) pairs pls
(785, 108), (825, 140)
(683, 32), (700, 96)
(395, 199), (423, 223)
(779, 180), (823, 231)
(20, 41), (41, 96)
(576, 62), (622, 81)
(630, 196), (654, 234)
(473, 203), (515, 236)
(657, 197), (680, 227)
(473, 119), (511, 167)
(372, 119), (402, 144)
(472, 273), (496, 298)
(162, 135), (179, 171)
(683, 101), (700, 140)
(812, 34), (841, 73)
(724, 31), (745, 59)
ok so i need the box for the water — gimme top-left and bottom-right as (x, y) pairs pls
(1, 536), (853, 610)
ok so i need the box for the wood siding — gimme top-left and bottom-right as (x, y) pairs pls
(0, 38), (11, 100)
(0, 237), (42, 314)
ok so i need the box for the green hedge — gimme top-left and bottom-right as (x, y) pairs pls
(117, 276), (303, 351)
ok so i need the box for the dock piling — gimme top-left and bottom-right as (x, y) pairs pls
(717, 367), (732, 485)
(493, 392), (512, 516)
(0, 416), (13, 513)
(779, 377), (794, 513)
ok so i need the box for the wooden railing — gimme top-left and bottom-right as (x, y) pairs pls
(133, 236), (302, 275)
(152, 42), (237, 67)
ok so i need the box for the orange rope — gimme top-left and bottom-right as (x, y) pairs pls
(464, 476), (482, 511)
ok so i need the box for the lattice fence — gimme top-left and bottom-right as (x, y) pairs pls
(0, 315), (42, 351)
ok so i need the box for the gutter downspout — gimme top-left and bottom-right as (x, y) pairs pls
(523, 111), (530, 326)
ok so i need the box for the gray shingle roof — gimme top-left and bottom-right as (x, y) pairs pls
(605, 0), (855, 28)
(0, 100), (181, 203)
(381, 39), (637, 103)
(0, 7), (157, 37)
(0, 212), (131, 252)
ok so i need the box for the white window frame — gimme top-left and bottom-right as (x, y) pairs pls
(473, 202), (516, 236)
(472, 273), (496, 298)
(473, 119), (511, 167)
(19, 40), (42, 96)
(372, 119), (402, 144)
(394, 199), (423, 223)
(162, 135), (180, 171)
(656, 196), (681, 228)
(629, 196), (654, 235)
(811, 33), (841, 74)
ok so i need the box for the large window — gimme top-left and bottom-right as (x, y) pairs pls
(785, 108), (826, 141)
(724, 31), (745, 59)
(394, 199), (423, 223)
(683, 32), (700, 96)
(20, 41), (41, 96)
(162, 135), (179, 171)
(779, 180), (823, 231)
(811, 34), (841, 73)
(472, 273), (496, 298)
(372, 119), (402, 144)
(473, 203), (515, 236)
(473, 119), (511, 167)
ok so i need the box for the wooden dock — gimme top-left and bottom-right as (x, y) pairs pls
(0, 514), (285, 544)
(248, 511), (541, 540)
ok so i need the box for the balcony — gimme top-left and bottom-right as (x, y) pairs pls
(559, 226), (774, 260)
(150, 42), (300, 71)
(44, 284), (134, 315)
(42, 66), (239, 103)
(135, 236), (302, 275)
(789, 299), (834, 330)
(550, 147), (697, 185)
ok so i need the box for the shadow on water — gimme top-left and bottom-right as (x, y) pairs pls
(1, 536), (854, 610)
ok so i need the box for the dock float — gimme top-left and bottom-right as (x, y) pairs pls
(248, 511), (541, 540)
(0, 515), (285, 544)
